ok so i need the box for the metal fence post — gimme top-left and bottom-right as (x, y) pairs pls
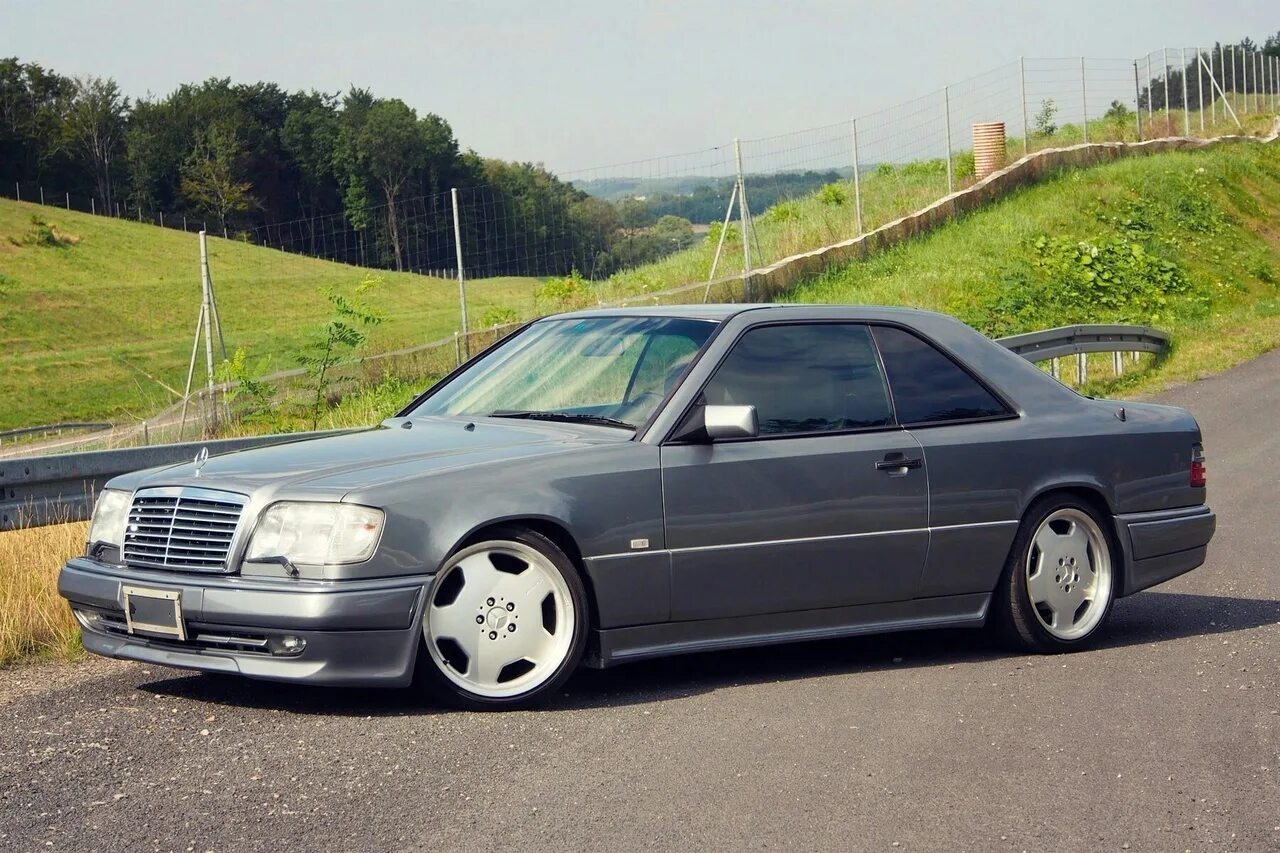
(1162, 47), (1171, 135)
(1210, 47), (1216, 125)
(1020, 56), (1029, 155)
(1196, 47), (1204, 132)
(1152, 54), (1162, 124)
(450, 187), (469, 347)
(943, 87), (953, 193)
(1080, 57), (1089, 142)
(850, 118), (863, 236)
(91, 197), (95, 215)
(734, 138), (752, 300)
(1133, 61), (1143, 140)
(39, 186), (44, 205)
(198, 231), (217, 432)
(65, 192), (69, 210)
(1181, 48), (1191, 136)
(1243, 48), (1250, 115)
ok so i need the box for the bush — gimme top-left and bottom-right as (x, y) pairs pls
(13, 215), (79, 248)
(765, 201), (801, 223)
(704, 221), (739, 246)
(816, 184), (848, 206)
(480, 305), (519, 328)
(535, 270), (593, 310)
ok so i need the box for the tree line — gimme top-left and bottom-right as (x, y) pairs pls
(0, 59), (703, 278)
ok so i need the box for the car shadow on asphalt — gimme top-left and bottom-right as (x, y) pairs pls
(138, 591), (1279, 715)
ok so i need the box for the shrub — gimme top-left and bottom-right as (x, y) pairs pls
(765, 201), (801, 223)
(480, 305), (520, 328)
(704, 221), (739, 246)
(1034, 98), (1059, 137)
(816, 184), (848, 206)
(535, 270), (592, 310)
(15, 215), (79, 248)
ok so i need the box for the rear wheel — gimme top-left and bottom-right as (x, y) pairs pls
(416, 527), (587, 710)
(996, 497), (1116, 652)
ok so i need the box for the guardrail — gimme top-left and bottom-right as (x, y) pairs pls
(996, 324), (1170, 361)
(0, 422), (112, 445)
(0, 430), (351, 532)
(0, 323), (1171, 534)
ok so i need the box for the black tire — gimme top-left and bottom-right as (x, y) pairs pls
(414, 526), (589, 711)
(993, 495), (1118, 653)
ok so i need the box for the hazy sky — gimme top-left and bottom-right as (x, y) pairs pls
(1, 1), (1274, 172)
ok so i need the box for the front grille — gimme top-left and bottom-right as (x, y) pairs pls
(122, 487), (247, 573)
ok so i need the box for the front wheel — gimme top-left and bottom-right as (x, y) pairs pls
(995, 497), (1117, 652)
(416, 527), (587, 710)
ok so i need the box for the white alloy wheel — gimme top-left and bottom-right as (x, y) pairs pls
(425, 539), (577, 700)
(1024, 507), (1113, 641)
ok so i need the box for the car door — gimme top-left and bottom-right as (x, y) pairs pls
(660, 322), (929, 622)
(868, 324), (1023, 599)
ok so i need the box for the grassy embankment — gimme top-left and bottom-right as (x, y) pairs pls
(0, 201), (542, 431)
(787, 140), (1280, 398)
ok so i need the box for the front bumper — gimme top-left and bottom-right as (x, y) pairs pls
(1114, 505), (1216, 596)
(59, 557), (432, 686)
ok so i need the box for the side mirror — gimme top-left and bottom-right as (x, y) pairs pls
(704, 405), (758, 440)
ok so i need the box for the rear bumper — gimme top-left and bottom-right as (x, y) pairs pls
(1113, 505), (1216, 596)
(58, 557), (431, 686)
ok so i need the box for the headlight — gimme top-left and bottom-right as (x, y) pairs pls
(87, 489), (130, 549)
(245, 502), (384, 566)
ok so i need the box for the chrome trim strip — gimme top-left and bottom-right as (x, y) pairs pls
(588, 519), (1018, 561)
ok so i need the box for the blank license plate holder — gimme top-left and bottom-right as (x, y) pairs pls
(122, 585), (186, 641)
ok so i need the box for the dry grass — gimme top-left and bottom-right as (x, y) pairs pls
(0, 520), (86, 666)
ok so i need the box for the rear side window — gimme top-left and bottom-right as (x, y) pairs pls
(871, 325), (1009, 424)
(703, 323), (893, 435)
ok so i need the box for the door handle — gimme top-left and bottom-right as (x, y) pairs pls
(875, 455), (923, 472)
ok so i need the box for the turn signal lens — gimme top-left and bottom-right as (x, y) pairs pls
(1190, 459), (1206, 488)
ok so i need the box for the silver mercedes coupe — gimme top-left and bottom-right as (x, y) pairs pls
(60, 305), (1216, 709)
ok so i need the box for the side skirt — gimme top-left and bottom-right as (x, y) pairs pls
(585, 593), (991, 668)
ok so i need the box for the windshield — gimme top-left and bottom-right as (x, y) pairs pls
(409, 316), (716, 428)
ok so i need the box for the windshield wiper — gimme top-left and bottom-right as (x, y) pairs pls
(487, 410), (636, 430)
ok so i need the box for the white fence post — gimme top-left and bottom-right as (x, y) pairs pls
(943, 87), (953, 193)
(734, 138), (752, 299)
(199, 230), (218, 432)
(1182, 48), (1190, 136)
(1080, 57), (1089, 142)
(1163, 47), (1171, 134)
(1020, 56), (1029, 155)
(850, 118), (863, 236)
(1133, 61), (1143, 140)
(1197, 47), (1204, 132)
(450, 187), (469, 347)
(1210, 47), (1216, 125)
(1152, 54), (1162, 124)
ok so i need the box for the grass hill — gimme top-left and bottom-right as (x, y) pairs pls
(786, 140), (1280, 398)
(0, 202), (541, 430)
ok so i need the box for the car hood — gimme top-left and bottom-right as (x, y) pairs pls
(118, 416), (631, 498)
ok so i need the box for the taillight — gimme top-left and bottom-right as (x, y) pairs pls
(1190, 446), (1206, 489)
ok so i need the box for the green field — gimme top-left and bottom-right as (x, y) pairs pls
(0, 202), (541, 429)
(787, 140), (1280, 397)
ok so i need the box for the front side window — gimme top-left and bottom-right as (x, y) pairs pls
(702, 323), (894, 436)
(409, 316), (715, 428)
(870, 325), (1009, 424)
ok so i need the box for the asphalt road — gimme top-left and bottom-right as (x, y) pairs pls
(2, 351), (1277, 852)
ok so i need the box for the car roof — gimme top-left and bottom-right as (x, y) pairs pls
(549, 303), (949, 323)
